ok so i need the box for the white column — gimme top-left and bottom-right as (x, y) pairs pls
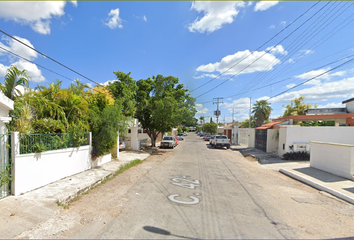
(11, 132), (19, 196)
(131, 126), (139, 150)
(117, 131), (120, 159)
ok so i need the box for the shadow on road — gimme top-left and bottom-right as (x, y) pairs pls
(143, 226), (199, 239)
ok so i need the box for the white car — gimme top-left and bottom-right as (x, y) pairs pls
(119, 138), (126, 149)
(160, 136), (176, 149)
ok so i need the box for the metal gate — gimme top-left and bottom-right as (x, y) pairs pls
(255, 129), (267, 152)
(0, 134), (11, 199)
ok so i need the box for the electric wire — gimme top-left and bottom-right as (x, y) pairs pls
(0, 29), (101, 86)
(194, 1), (331, 99)
(227, 1), (354, 101)
(190, 1), (321, 93)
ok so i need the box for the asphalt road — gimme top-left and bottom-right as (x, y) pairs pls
(72, 134), (297, 239)
(18, 133), (354, 239)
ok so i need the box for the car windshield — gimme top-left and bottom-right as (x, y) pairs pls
(216, 136), (227, 139)
(163, 137), (173, 140)
(207, 135), (211, 138)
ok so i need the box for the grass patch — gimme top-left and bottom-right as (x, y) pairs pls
(57, 159), (143, 208)
(56, 201), (69, 209)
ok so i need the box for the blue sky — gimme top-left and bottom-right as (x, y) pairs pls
(1, 1), (354, 123)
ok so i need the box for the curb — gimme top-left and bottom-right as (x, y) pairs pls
(57, 171), (114, 205)
(280, 168), (354, 205)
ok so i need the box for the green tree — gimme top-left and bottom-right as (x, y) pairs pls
(239, 117), (255, 128)
(199, 116), (205, 125)
(282, 96), (315, 117)
(252, 100), (272, 127)
(203, 122), (217, 134)
(107, 71), (137, 117)
(0, 65), (30, 100)
(136, 75), (195, 147)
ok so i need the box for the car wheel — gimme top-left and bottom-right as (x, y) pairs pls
(227, 145), (230, 149)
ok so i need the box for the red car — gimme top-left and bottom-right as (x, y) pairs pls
(204, 135), (211, 141)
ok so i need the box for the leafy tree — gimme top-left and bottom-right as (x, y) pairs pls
(107, 71), (137, 117)
(203, 122), (217, 134)
(0, 65), (30, 100)
(252, 100), (272, 127)
(239, 117), (256, 128)
(199, 116), (205, 125)
(136, 75), (195, 147)
(282, 96), (315, 117)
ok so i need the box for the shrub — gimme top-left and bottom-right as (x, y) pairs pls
(282, 151), (310, 161)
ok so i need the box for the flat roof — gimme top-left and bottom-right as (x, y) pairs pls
(342, 97), (354, 104)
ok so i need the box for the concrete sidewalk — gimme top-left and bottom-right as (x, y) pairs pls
(233, 145), (354, 205)
(0, 150), (151, 239)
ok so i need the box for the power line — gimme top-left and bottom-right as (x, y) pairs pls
(190, 1), (321, 93)
(194, 1), (331, 99)
(0, 46), (73, 82)
(268, 56), (354, 101)
(0, 29), (101, 86)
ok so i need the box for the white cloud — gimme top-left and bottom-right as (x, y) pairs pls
(266, 45), (287, 55)
(0, 36), (45, 82)
(331, 71), (346, 77)
(254, 1), (279, 11)
(316, 102), (345, 108)
(0, 1), (68, 34)
(196, 49), (281, 76)
(143, 15), (147, 22)
(223, 97), (251, 121)
(193, 73), (219, 79)
(294, 68), (330, 81)
(280, 21), (286, 27)
(195, 103), (209, 115)
(286, 83), (296, 89)
(269, 25), (275, 29)
(0, 36), (38, 60)
(269, 77), (354, 103)
(188, 1), (245, 33)
(15, 59), (45, 82)
(101, 80), (118, 86)
(105, 8), (123, 29)
(70, 1), (78, 7)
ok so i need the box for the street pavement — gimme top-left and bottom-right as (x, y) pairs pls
(233, 145), (354, 205)
(0, 150), (150, 239)
(1, 135), (354, 238)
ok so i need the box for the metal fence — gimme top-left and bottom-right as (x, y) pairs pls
(0, 134), (11, 199)
(20, 132), (89, 154)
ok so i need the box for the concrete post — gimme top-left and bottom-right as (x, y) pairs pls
(117, 131), (120, 159)
(131, 119), (140, 150)
(11, 132), (19, 196)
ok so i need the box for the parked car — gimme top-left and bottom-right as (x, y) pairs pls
(160, 136), (176, 148)
(210, 135), (230, 149)
(182, 132), (188, 136)
(209, 135), (215, 144)
(174, 136), (179, 145)
(204, 135), (211, 141)
(177, 133), (184, 140)
(119, 138), (125, 149)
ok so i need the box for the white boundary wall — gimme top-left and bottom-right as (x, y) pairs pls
(238, 128), (255, 148)
(278, 126), (354, 157)
(310, 141), (354, 180)
(12, 132), (93, 196)
(266, 129), (279, 153)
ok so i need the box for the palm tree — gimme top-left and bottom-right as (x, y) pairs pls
(252, 100), (272, 127)
(199, 116), (205, 125)
(0, 65), (30, 100)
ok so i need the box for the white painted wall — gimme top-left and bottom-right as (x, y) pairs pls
(266, 129), (279, 153)
(346, 101), (354, 113)
(13, 146), (92, 196)
(310, 141), (354, 180)
(11, 132), (93, 196)
(0, 91), (13, 134)
(91, 153), (111, 168)
(278, 126), (354, 157)
(238, 128), (255, 148)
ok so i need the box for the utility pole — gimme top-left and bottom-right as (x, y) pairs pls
(249, 97), (252, 129)
(213, 97), (223, 128)
(232, 108), (235, 123)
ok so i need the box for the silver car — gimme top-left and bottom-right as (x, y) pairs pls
(160, 136), (176, 149)
(119, 138), (126, 149)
